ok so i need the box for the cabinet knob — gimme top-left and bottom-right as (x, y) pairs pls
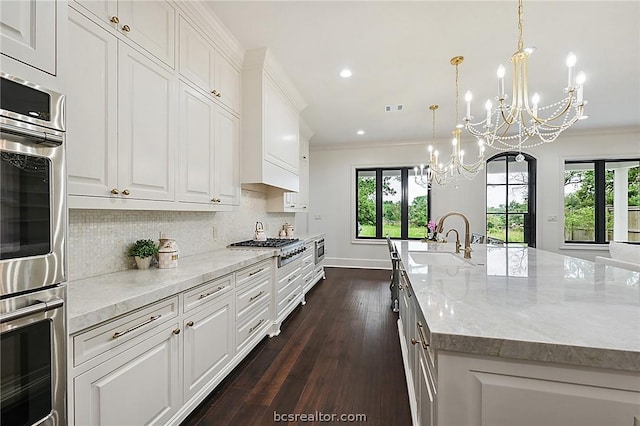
(216, 92), (221, 98)
(122, 189), (130, 196)
(411, 338), (420, 346)
(122, 24), (131, 32)
(187, 321), (194, 327)
(173, 328), (181, 335)
(211, 198), (221, 203)
(110, 16), (120, 24)
(110, 188), (119, 195)
(211, 89), (219, 96)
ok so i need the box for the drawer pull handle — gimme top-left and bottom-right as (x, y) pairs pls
(249, 318), (264, 334)
(187, 321), (194, 327)
(288, 274), (298, 283)
(249, 290), (264, 302)
(199, 286), (226, 299)
(173, 328), (180, 335)
(112, 314), (161, 339)
(248, 268), (265, 277)
(416, 321), (430, 349)
(287, 295), (297, 304)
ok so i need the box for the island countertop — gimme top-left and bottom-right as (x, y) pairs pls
(394, 241), (640, 372)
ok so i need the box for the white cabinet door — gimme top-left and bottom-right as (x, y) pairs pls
(178, 81), (215, 204)
(75, 0), (174, 67)
(214, 52), (241, 114)
(214, 105), (240, 205)
(0, 0), (56, 74)
(264, 78), (299, 174)
(74, 324), (181, 426)
(118, 43), (176, 201)
(72, 0), (118, 27)
(118, 0), (175, 67)
(178, 16), (213, 94)
(183, 294), (234, 401)
(67, 7), (118, 197)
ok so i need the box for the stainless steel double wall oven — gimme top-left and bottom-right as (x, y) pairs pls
(0, 72), (67, 426)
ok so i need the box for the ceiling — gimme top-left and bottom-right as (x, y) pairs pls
(206, 1), (640, 148)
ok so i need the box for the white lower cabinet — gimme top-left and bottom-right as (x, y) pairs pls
(74, 322), (182, 426)
(398, 270), (640, 426)
(70, 260), (275, 425)
(183, 292), (234, 402)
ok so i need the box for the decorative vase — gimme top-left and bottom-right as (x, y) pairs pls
(134, 256), (152, 269)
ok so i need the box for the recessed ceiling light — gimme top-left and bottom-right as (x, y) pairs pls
(357, 130), (365, 135)
(339, 69), (352, 78)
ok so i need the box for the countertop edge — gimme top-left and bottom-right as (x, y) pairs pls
(430, 332), (640, 372)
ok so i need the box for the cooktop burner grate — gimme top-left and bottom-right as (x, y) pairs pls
(229, 238), (299, 248)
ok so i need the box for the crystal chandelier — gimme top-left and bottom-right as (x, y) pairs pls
(464, 0), (587, 155)
(415, 56), (485, 187)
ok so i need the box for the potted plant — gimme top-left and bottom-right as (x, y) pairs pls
(127, 239), (158, 270)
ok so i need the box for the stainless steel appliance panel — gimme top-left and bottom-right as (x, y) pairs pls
(0, 74), (66, 295)
(314, 238), (325, 264)
(0, 285), (66, 426)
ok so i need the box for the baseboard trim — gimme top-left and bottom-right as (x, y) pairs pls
(324, 257), (390, 270)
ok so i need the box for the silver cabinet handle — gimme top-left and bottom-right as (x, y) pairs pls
(287, 274), (298, 283)
(416, 321), (430, 349)
(248, 268), (265, 277)
(249, 318), (264, 334)
(0, 298), (63, 324)
(112, 315), (161, 339)
(287, 295), (297, 304)
(249, 290), (265, 302)
(198, 285), (226, 299)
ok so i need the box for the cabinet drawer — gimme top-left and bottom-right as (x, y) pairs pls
(72, 296), (179, 367)
(277, 270), (301, 303)
(236, 303), (270, 352)
(236, 275), (270, 320)
(276, 264), (302, 292)
(235, 259), (272, 289)
(183, 273), (234, 313)
(276, 287), (301, 317)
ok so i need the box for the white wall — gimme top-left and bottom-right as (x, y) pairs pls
(309, 127), (640, 268)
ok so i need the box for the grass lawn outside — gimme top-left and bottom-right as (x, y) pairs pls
(359, 223), (426, 239)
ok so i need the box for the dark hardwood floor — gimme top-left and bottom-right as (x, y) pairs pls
(180, 267), (412, 426)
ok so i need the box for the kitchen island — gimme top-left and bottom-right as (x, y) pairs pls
(393, 241), (640, 426)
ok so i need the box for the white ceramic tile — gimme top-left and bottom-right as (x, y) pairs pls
(68, 189), (294, 281)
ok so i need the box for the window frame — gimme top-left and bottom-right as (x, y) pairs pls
(563, 158), (640, 244)
(485, 152), (537, 247)
(355, 166), (431, 240)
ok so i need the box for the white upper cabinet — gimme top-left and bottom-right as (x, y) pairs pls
(242, 48), (307, 192)
(178, 16), (240, 114)
(73, 0), (175, 67)
(117, 43), (176, 201)
(178, 81), (239, 206)
(0, 0), (57, 75)
(67, 8), (176, 203)
(67, 7), (118, 198)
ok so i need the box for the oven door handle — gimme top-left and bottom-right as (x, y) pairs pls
(0, 298), (64, 324)
(1, 121), (63, 146)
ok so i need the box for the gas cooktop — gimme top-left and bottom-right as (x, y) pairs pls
(228, 238), (299, 248)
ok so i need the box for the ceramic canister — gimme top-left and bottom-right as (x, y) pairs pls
(158, 238), (179, 269)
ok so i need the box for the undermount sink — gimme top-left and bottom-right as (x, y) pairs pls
(409, 251), (474, 267)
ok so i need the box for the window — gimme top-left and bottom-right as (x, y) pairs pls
(564, 159), (639, 243)
(486, 152), (536, 247)
(356, 167), (430, 239)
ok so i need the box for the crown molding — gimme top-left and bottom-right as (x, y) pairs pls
(172, 0), (244, 68)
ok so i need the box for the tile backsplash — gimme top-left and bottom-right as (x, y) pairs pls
(68, 189), (294, 281)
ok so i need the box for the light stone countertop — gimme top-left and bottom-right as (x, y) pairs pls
(395, 241), (640, 372)
(68, 249), (275, 334)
